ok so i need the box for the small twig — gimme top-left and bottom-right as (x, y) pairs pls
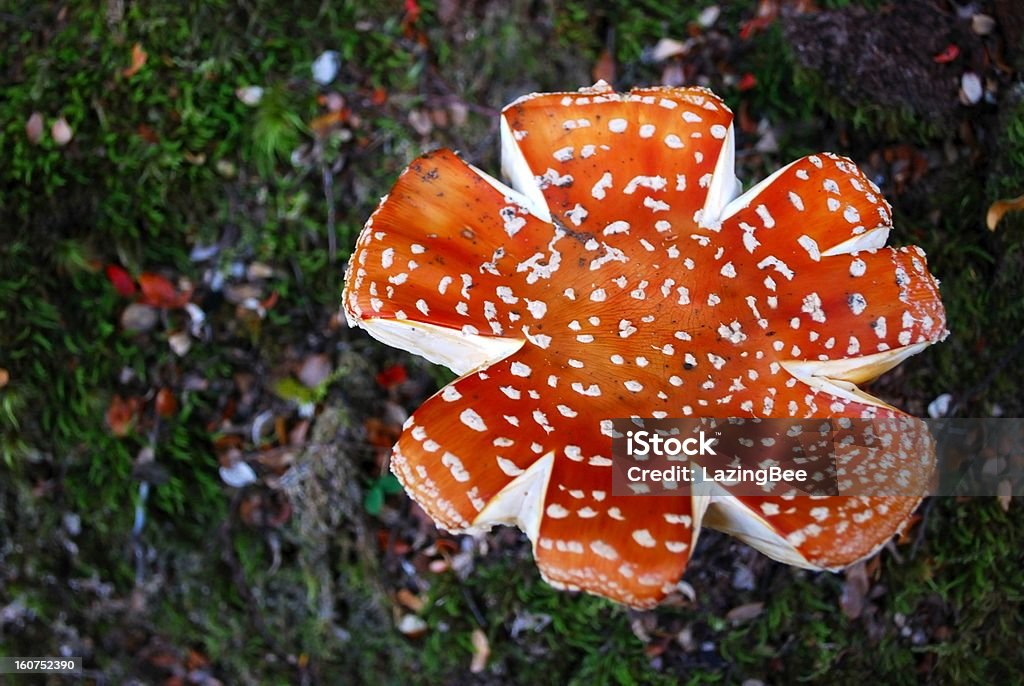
(131, 425), (160, 589)
(460, 585), (487, 629)
(318, 139), (337, 263)
(910, 497), (936, 560)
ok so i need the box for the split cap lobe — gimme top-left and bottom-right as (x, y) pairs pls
(342, 83), (947, 607)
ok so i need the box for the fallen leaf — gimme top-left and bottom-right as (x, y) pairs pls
(105, 264), (137, 296)
(155, 388), (177, 418)
(106, 394), (139, 436)
(51, 117), (73, 146)
(122, 42), (148, 78)
(138, 272), (191, 308)
(396, 588), (425, 612)
(972, 13), (996, 35)
(403, 0), (422, 27)
(408, 109), (433, 136)
(298, 353), (332, 388)
(312, 50), (341, 85)
(26, 112), (44, 143)
(725, 601), (764, 624)
(650, 38), (689, 62)
(137, 123), (159, 144)
(738, 73), (758, 92)
(236, 85), (264, 106)
(739, 0), (778, 40)
(986, 193), (1024, 231)
(697, 5), (721, 28)
(309, 109), (349, 138)
(470, 628), (490, 673)
(219, 460), (257, 488)
(0, 368), (9, 388)
(927, 393), (953, 418)
(932, 44), (960, 64)
(397, 614), (428, 638)
(960, 72), (983, 105)
(376, 364), (408, 388)
(120, 303), (158, 332)
(168, 331), (192, 356)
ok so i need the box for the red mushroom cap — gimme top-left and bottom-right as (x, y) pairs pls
(342, 83), (948, 607)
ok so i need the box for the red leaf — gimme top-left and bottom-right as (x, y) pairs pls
(121, 42), (148, 78)
(376, 364), (408, 388)
(155, 387), (178, 418)
(933, 44), (960, 64)
(738, 72), (758, 92)
(138, 272), (190, 308)
(106, 394), (139, 436)
(105, 264), (137, 297)
(404, 0), (421, 23)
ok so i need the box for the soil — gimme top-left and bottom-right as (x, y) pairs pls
(783, 0), (984, 132)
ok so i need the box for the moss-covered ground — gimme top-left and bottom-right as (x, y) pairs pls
(1, 1), (1022, 683)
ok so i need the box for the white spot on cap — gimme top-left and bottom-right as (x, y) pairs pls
(459, 408), (486, 432)
(442, 452), (470, 482)
(591, 540), (619, 560)
(603, 220), (630, 236)
(546, 504), (569, 519)
(591, 172), (613, 200)
(848, 293), (867, 315)
(510, 361), (532, 377)
(632, 529), (657, 547)
(497, 457), (523, 476)
(553, 146), (574, 162)
(665, 134), (684, 149)
(798, 235), (821, 261)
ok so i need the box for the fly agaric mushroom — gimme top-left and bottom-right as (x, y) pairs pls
(342, 83), (947, 607)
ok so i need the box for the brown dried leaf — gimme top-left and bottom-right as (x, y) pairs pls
(106, 394), (139, 436)
(987, 193), (1024, 231)
(154, 387), (178, 418)
(840, 561), (870, 619)
(469, 628), (490, 673)
(726, 601), (764, 624)
(122, 42), (148, 78)
(396, 588), (425, 612)
(298, 353), (332, 388)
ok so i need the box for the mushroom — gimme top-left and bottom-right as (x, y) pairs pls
(342, 82), (948, 607)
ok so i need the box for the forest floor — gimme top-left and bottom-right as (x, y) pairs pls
(2, 1), (1023, 684)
